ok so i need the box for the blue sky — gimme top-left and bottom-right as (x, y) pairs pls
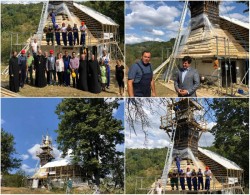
(1, 98), (124, 175)
(125, 1), (249, 44)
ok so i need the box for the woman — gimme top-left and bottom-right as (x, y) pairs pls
(88, 54), (101, 93)
(115, 59), (124, 96)
(56, 53), (64, 86)
(78, 54), (88, 91)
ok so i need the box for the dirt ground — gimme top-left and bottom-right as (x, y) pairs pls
(1, 60), (123, 97)
(1, 187), (54, 194)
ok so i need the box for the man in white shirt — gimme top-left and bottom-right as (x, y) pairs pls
(204, 166), (212, 190)
(80, 21), (87, 46)
(31, 38), (38, 56)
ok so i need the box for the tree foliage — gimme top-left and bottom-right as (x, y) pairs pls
(55, 98), (124, 187)
(1, 128), (22, 174)
(210, 98), (249, 186)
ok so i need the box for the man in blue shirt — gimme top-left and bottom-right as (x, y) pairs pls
(18, 49), (27, 88)
(127, 51), (156, 97)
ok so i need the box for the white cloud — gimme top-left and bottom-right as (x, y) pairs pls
(152, 29), (165, 36)
(125, 34), (164, 44)
(21, 154), (29, 160)
(126, 1), (181, 29)
(21, 164), (36, 174)
(28, 144), (41, 160)
(219, 3), (236, 15)
(225, 13), (249, 23)
(1, 119), (5, 125)
(199, 132), (215, 147)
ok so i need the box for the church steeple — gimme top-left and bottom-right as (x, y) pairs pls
(36, 132), (54, 167)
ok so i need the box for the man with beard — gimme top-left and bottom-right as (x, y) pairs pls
(9, 51), (20, 92)
(88, 54), (101, 93)
(34, 49), (47, 87)
(78, 53), (88, 91)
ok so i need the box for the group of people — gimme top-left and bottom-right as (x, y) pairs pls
(127, 51), (200, 97)
(9, 47), (124, 95)
(45, 11), (87, 46)
(156, 166), (212, 194)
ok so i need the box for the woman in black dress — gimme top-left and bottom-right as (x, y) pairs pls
(78, 54), (88, 91)
(88, 54), (101, 93)
(115, 59), (124, 96)
(9, 51), (20, 92)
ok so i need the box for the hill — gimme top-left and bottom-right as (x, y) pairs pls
(126, 39), (175, 70)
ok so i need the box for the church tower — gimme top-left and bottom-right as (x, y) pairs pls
(36, 134), (55, 167)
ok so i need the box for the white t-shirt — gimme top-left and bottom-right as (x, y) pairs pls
(80, 25), (87, 34)
(186, 171), (192, 177)
(156, 187), (162, 194)
(204, 170), (212, 179)
(31, 42), (38, 53)
(61, 26), (67, 33)
(56, 59), (64, 72)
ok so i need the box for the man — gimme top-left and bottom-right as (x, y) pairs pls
(127, 51), (156, 97)
(26, 52), (34, 85)
(47, 25), (54, 45)
(67, 24), (73, 46)
(31, 38), (38, 56)
(63, 51), (71, 86)
(186, 167), (192, 191)
(197, 168), (204, 190)
(9, 51), (19, 92)
(102, 50), (110, 89)
(18, 49), (27, 88)
(80, 21), (87, 46)
(61, 23), (67, 46)
(69, 52), (79, 88)
(46, 50), (56, 85)
(175, 155), (181, 173)
(50, 10), (56, 28)
(191, 169), (198, 191)
(55, 24), (61, 46)
(73, 23), (79, 45)
(179, 169), (185, 191)
(34, 49), (47, 87)
(66, 178), (72, 194)
(174, 56), (200, 97)
(204, 166), (212, 190)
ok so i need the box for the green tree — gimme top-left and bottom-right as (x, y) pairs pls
(1, 128), (22, 174)
(210, 98), (249, 186)
(55, 98), (124, 187)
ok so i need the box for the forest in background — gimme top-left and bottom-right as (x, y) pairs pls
(125, 39), (175, 69)
(1, 1), (124, 65)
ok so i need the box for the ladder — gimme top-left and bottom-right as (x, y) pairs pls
(164, 0), (189, 82)
(161, 107), (177, 194)
(36, 1), (49, 46)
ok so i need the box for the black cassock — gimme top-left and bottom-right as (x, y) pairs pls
(78, 59), (89, 91)
(88, 59), (101, 93)
(9, 56), (20, 92)
(34, 55), (46, 87)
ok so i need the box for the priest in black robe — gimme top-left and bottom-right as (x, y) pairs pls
(88, 54), (101, 93)
(9, 51), (20, 92)
(78, 54), (89, 91)
(34, 49), (47, 88)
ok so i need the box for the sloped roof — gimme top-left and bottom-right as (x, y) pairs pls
(73, 2), (118, 26)
(41, 159), (72, 168)
(220, 15), (249, 29)
(198, 147), (242, 171)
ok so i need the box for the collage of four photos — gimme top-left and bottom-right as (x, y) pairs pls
(1, 0), (249, 194)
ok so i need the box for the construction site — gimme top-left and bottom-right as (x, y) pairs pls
(1, 0), (124, 97)
(149, 1), (249, 97)
(132, 98), (245, 194)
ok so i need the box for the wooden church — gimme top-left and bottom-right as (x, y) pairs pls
(177, 1), (249, 87)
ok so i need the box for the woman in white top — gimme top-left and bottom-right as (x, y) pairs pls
(56, 53), (64, 86)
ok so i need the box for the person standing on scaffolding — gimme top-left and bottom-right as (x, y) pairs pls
(186, 167), (192, 191)
(175, 155), (181, 173)
(18, 49), (27, 88)
(67, 24), (73, 46)
(50, 10), (56, 29)
(174, 56), (200, 97)
(80, 21), (87, 46)
(179, 169), (185, 191)
(55, 24), (61, 46)
(61, 23), (67, 46)
(73, 23), (79, 45)
(31, 38), (38, 57)
(197, 168), (204, 190)
(204, 166), (212, 191)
